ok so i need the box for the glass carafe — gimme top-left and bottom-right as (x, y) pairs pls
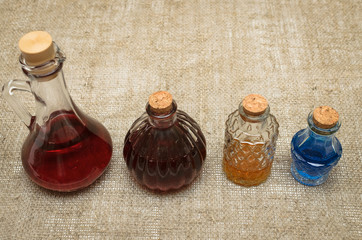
(123, 91), (207, 191)
(2, 31), (112, 192)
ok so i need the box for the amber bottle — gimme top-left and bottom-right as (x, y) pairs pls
(223, 94), (279, 186)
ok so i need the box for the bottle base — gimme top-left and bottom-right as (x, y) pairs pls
(132, 170), (200, 192)
(27, 166), (109, 192)
(223, 161), (271, 187)
(225, 174), (269, 187)
(291, 162), (328, 186)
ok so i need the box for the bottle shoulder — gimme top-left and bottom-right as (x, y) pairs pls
(124, 110), (206, 158)
(291, 128), (342, 163)
(225, 109), (279, 145)
(127, 110), (203, 134)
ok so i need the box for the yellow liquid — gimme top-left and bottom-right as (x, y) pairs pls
(223, 140), (272, 186)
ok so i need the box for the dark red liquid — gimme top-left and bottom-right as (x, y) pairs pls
(123, 116), (206, 191)
(21, 110), (112, 192)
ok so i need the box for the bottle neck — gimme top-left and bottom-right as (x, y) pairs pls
(238, 102), (270, 127)
(146, 101), (177, 128)
(20, 43), (76, 127)
(307, 111), (341, 137)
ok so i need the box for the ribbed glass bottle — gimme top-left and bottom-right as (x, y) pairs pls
(123, 91), (206, 191)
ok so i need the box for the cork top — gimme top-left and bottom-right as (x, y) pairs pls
(149, 91), (173, 114)
(18, 31), (55, 66)
(242, 94), (268, 116)
(313, 106), (339, 129)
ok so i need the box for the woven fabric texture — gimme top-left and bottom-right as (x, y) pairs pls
(0, 0), (361, 239)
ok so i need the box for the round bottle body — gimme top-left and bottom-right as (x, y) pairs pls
(290, 128), (342, 186)
(22, 110), (112, 192)
(123, 108), (206, 192)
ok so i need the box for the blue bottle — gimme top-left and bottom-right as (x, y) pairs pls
(291, 106), (342, 186)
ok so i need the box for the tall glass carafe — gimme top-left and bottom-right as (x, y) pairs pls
(2, 31), (112, 192)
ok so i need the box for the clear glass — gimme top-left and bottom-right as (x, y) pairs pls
(223, 103), (279, 186)
(290, 112), (342, 186)
(123, 101), (207, 191)
(2, 43), (112, 192)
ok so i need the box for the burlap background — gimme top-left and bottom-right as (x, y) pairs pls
(0, 0), (361, 239)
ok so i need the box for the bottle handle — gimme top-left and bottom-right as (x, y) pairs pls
(2, 79), (33, 128)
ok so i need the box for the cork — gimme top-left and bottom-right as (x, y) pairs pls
(149, 91), (173, 114)
(313, 106), (339, 129)
(18, 31), (55, 66)
(242, 94), (268, 116)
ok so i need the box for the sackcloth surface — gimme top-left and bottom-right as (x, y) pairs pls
(0, 0), (361, 239)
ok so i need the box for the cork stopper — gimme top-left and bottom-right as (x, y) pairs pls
(149, 91), (173, 114)
(18, 31), (55, 66)
(242, 94), (268, 116)
(313, 106), (339, 129)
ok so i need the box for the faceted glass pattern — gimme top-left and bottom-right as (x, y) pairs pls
(291, 112), (342, 186)
(223, 107), (279, 186)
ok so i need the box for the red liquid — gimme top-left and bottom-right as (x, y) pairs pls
(21, 110), (112, 192)
(123, 116), (206, 191)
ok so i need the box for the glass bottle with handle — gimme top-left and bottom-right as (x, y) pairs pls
(2, 31), (113, 192)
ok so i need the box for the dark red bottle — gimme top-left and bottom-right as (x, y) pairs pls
(2, 31), (112, 191)
(123, 91), (207, 191)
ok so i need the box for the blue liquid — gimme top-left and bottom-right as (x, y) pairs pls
(291, 129), (342, 186)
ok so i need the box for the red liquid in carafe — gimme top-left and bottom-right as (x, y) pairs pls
(21, 110), (112, 192)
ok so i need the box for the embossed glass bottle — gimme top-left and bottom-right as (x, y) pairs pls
(291, 106), (342, 186)
(223, 94), (279, 186)
(2, 31), (112, 191)
(123, 91), (207, 191)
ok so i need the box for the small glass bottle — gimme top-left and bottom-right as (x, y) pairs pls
(123, 91), (207, 191)
(291, 106), (342, 186)
(2, 31), (113, 191)
(223, 94), (279, 186)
